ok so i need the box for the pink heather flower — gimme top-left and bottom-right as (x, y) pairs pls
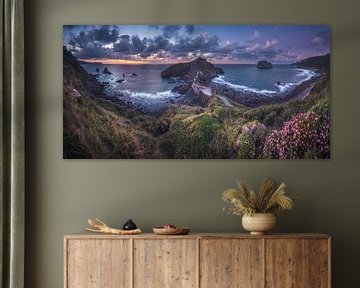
(263, 111), (330, 159)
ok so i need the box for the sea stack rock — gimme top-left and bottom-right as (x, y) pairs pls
(161, 57), (224, 104)
(102, 67), (112, 74)
(161, 57), (224, 82)
(257, 60), (273, 69)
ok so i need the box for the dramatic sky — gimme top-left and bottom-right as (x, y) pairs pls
(63, 25), (330, 64)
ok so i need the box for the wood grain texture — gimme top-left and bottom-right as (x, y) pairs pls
(64, 234), (330, 288)
(200, 239), (264, 288)
(310, 239), (330, 288)
(66, 239), (131, 288)
(265, 239), (310, 288)
(65, 233), (330, 240)
(133, 239), (198, 288)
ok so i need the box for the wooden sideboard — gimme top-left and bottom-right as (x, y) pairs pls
(64, 233), (330, 288)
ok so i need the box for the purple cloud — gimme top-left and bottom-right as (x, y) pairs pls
(63, 25), (330, 63)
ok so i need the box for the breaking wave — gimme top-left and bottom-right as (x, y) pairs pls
(212, 75), (279, 95)
(122, 89), (178, 99)
(212, 68), (317, 96)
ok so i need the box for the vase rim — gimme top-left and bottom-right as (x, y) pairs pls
(243, 212), (276, 216)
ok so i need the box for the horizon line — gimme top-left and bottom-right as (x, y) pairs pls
(79, 58), (295, 66)
(78, 53), (329, 66)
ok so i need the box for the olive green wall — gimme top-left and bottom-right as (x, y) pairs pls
(24, 0), (360, 287)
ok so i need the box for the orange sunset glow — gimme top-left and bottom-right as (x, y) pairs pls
(79, 57), (249, 65)
(79, 57), (173, 65)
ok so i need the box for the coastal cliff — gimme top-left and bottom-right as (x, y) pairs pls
(63, 46), (103, 97)
(293, 53), (330, 71)
(63, 47), (156, 159)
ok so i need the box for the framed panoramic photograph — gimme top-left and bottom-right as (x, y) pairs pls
(63, 25), (330, 159)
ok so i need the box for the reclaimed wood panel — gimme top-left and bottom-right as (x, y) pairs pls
(133, 239), (198, 288)
(65, 233), (330, 240)
(310, 239), (330, 288)
(66, 239), (131, 288)
(64, 234), (330, 288)
(200, 239), (264, 288)
(265, 239), (310, 288)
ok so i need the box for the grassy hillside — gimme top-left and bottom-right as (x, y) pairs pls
(63, 47), (157, 159)
(156, 76), (329, 159)
(63, 93), (158, 158)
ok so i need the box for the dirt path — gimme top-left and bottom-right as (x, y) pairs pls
(298, 82), (316, 99)
(215, 94), (234, 107)
(192, 82), (234, 108)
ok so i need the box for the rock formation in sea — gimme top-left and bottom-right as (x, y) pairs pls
(257, 60), (273, 69)
(161, 57), (224, 84)
(161, 57), (224, 105)
(102, 67), (112, 74)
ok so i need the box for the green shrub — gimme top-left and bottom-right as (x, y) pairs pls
(160, 113), (230, 158)
(235, 121), (268, 159)
(63, 130), (92, 159)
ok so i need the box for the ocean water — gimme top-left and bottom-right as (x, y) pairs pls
(215, 64), (316, 95)
(81, 63), (316, 103)
(82, 63), (178, 98)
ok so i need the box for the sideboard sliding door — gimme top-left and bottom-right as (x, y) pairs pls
(265, 238), (330, 288)
(133, 239), (198, 287)
(66, 239), (132, 288)
(200, 239), (263, 287)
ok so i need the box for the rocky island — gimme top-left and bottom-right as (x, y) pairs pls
(102, 67), (112, 75)
(161, 57), (224, 82)
(257, 60), (273, 69)
(160, 57), (224, 105)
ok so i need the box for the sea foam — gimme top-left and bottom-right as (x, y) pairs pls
(213, 68), (317, 96)
(212, 75), (278, 95)
(123, 89), (177, 99)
